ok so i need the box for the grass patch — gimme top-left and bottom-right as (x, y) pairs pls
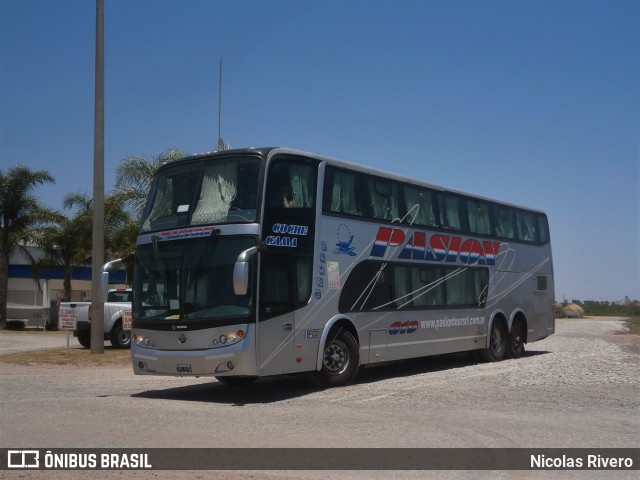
(624, 316), (640, 335)
(0, 328), (62, 334)
(0, 347), (130, 367)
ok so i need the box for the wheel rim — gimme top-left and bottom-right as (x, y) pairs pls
(323, 339), (349, 375)
(511, 321), (523, 352)
(491, 324), (504, 355)
(119, 330), (131, 346)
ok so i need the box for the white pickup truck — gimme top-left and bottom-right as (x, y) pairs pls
(58, 289), (132, 348)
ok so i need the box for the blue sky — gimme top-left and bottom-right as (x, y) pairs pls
(1, 0), (638, 301)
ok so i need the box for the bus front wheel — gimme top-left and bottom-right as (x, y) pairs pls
(312, 329), (359, 388)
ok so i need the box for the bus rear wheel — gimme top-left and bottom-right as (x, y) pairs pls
(480, 318), (507, 362)
(312, 329), (359, 388)
(507, 318), (525, 358)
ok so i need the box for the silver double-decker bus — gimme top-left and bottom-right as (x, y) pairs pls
(127, 147), (554, 386)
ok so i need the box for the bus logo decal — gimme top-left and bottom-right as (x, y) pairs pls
(334, 223), (357, 256)
(305, 329), (319, 338)
(388, 321), (419, 335)
(370, 227), (501, 266)
(157, 226), (218, 241)
(265, 223), (309, 248)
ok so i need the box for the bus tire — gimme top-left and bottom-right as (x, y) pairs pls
(507, 317), (525, 358)
(312, 329), (359, 388)
(110, 321), (131, 349)
(480, 318), (507, 362)
(215, 376), (258, 387)
(77, 330), (91, 349)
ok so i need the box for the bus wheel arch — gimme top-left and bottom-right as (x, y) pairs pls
(480, 313), (507, 362)
(311, 317), (360, 388)
(507, 311), (527, 358)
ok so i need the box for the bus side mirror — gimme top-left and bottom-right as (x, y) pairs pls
(233, 247), (258, 296)
(99, 256), (132, 303)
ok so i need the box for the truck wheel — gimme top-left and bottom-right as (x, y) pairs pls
(77, 331), (91, 349)
(311, 329), (359, 388)
(110, 321), (131, 349)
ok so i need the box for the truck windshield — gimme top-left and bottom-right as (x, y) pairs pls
(140, 156), (261, 233)
(134, 236), (256, 325)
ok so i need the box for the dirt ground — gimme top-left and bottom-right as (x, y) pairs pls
(1, 317), (638, 480)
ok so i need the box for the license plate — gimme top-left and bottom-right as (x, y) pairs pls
(176, 364), (192, 374)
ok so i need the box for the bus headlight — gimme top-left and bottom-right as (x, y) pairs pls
(212, 330), (245, 348)
(133, 334), (151, 347)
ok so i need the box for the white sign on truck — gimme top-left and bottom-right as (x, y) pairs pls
(123, 309), (132, 331)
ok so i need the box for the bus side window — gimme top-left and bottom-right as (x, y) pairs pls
(467, 199), (492, 235)
(266, 160), (316, 209)
(261, 256), (294, 318)
(444, 268), (488, 307)
(494, 206), (515, 239)
(323, 167), (363, 216)
(403, 185), (437, 227)
(260, 255), (313, 318)
(537, 214), (550, 243)
(516, 211), (538, 242)
(439, 193), (463, 230)
(365, 177), (399, 221)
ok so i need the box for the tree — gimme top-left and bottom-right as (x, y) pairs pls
(38, 211), (90, 303)
(37, 192), (97, 302)
(104, 193), (138, 284)
(0, 165), (59, 328)
(114, 148), (188, 219)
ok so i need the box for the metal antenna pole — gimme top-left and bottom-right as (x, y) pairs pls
(217, 57), (224, 151)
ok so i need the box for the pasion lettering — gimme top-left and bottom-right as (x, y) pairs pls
(370, 227), (502, 266)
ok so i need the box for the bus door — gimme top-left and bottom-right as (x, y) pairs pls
(258, 254), (297, 375)
(258, 155), (318, 376)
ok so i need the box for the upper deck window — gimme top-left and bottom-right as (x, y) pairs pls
(266, 160), (316, 209)
(140, 157), (261, 232)
(323, 167), (364, 216)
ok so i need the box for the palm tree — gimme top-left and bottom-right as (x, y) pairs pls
(114, 148), (188, 219)
(0, 165), (59, 328)
(39, 192), (137, 300)
(38, 212), (90, 302)
(104, 193), (138, 284)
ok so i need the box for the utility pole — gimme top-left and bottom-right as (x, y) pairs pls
(91, 0), (105, 354)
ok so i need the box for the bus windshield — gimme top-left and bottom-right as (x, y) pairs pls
(134, 236), (256, 325)
(140, 156), (261, 232)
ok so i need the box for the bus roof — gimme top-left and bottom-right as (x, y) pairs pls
(160, 147), (547, 216)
